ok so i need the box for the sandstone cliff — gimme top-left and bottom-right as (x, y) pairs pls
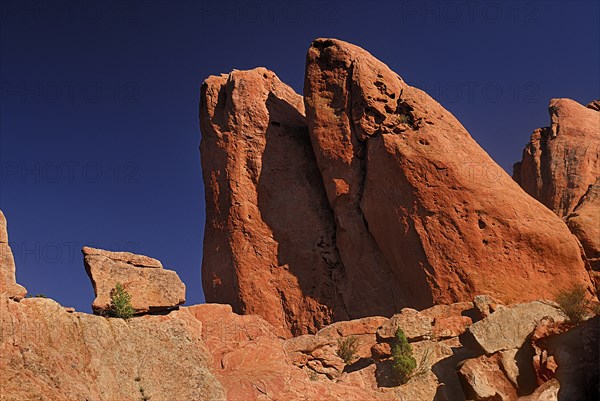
(200, 39), (595, 337)
(200, 68), (347, 337)
(514, 98), (600, 286)
(513, 98), (599, 217)
(567, 181), (600, 272)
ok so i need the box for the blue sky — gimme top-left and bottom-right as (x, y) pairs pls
(1, 0), (598, 312)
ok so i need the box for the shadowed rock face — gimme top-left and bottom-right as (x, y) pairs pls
(199, 39), (595, 337)
(200, 68), (348, 337)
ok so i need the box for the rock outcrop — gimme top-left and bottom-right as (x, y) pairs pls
(303, 39), (592, 307)
(0, 210), (26, 299)
(0, 206), (596, 401)
(0, 296), (225, 401)
(189, 304), (394, 401)
(200, 39), (595, 337)
(468, 301), (564, 354)
(513, 98), (600, 287)
(529, 316), (599, 401)
(200, 67), (348, 337)
(83, 246), (185, 314)
(566, 181), (600, 271)
(513, 98), (600, 217)
(5, 38), (600, 401)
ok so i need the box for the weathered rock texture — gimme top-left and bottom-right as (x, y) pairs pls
(459, 353), (519, 401)
(83, 246), (185, 314)
(0, 296), (225, 401)
(513, 98), (600, 217)
(189, 304), (396, 401)
(0, 210), (26, 299)
(468, 301), (564, 354)
(513, 98), (600, 284)
(530, 317), (600, 401)
(200, 39), (595, 337)
(200, 67), (348, 337)
(303, 39), (592, 308)
(1, 219), (596, 401)
(567, 181), (600, 271)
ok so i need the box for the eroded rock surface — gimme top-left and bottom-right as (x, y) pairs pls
(566, 181), (600, 271)
(468, 301), (565, 354)
(83, 246), (185, 314)
(0, 296), (225, 401)
(199, 40), (595, 338)
(304, 38), (593, 309)
(513, 98), (600, 217)
(200, 68), (347, 337)
(0, 210), (26, 299)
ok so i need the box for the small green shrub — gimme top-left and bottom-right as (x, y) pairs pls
(336, 336), (359, 364)
(399, 113), (412, 124)
(392, 328), (416, 385)
(556, 284), (590, 324)
(109, 282), (134, 319)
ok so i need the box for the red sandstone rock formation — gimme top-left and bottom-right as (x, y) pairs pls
(303, 38), (593, 308)
(1, 206), (594, 401)
(83, 246), (185, 314)
(0, 210), (26, 299)
(567, 181), (600, 271)
(200, 68), (348, 337)
(513, 98), (600, 284)
(513, 99), (599, 218)
(200, 39), (595, 337)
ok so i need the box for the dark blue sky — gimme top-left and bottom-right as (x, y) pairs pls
(1, 1), (598, 312)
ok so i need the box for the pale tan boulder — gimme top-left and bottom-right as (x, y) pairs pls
(83, 246), (185, 314)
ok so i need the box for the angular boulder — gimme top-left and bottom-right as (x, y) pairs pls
(83, 246), (185, 314)
(468, 301), (565, 354)
(530, 316), (599, 401)
(458, 354), (518, 401)
(304, 38), (594, 308)
(200, 67), (348, 337)
(513, 98), (600, 217)
(0, 210), (27, 299)
(376, 308), (433, 341)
